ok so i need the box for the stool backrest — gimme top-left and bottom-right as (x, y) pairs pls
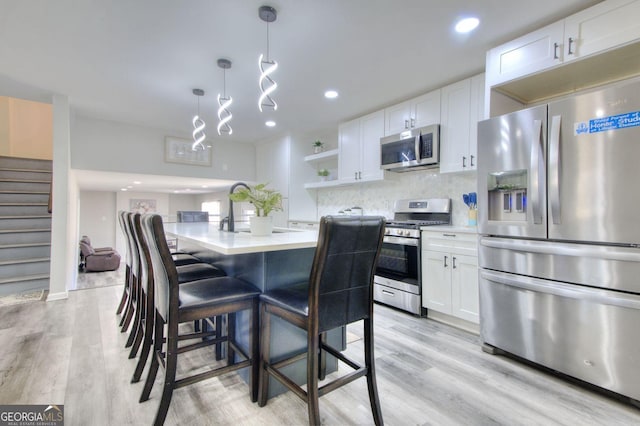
(309, 215), (386, 333)
(130, 213), (151, 293)
(117, 211), (132, 266)
(126, 212), (142, 279)
(142, 214), (179, 321)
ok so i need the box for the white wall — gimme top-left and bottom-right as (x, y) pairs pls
(114, 191), (170, 256)
(168, 194), (200, 217)
(48, 94), (73, 301)
(71, 115), (256, 181)
(79, 191), (117, 249)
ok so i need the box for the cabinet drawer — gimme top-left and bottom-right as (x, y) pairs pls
(422, 231), (478, 255)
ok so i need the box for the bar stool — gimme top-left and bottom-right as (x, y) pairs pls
(139, 214), (260, 425)
(258, 215), (386, 425)
(127, 213), (227, 368)
(119, 211), (139, 335)
(115, 211), (130, 318)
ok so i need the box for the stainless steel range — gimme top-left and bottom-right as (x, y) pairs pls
(374, 198), (451, 315)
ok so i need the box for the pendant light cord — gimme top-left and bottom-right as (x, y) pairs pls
(266, 22), (270, 61)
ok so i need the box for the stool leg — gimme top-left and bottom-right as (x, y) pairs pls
(307, 330), (320, 425)
(153, 322), (178, 426)
(121, 275), (137, 332)
(125, 276), (142, 348)
(116, 265), (131, 316)
(318, 332), (327, 380)
(364, 317), (383, 426)
(127, 286), (144, 355)
(140, 311), (163, 403)
(227, 313), (235, 364)
(258, 303), (271, 407)
(216, 315), (224, 361)
(132, 288), (154, 383)
(250, 299), (259, 402)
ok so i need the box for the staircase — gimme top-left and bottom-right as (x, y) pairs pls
(0, 156), (52, 297)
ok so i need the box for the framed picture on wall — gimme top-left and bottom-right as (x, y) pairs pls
(164, 136), (212, 166)
(130, 199), (157, 214)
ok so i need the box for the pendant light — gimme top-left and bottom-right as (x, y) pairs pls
(191, 88), (206, 151)
(216, 58), (233, 135)
(258, 5), (278, 112)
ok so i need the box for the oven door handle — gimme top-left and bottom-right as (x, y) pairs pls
(383, 236), (419, 246)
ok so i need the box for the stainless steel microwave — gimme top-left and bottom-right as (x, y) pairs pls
(380, 124), (439, 172)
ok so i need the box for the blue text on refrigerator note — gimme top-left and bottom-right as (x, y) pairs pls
(574, 111), (640, 135)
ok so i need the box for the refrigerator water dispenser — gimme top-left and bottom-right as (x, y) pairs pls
(487, 170), (527, 222)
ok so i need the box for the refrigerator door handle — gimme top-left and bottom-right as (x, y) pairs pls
(480, 236), (640, 262)
(530, 119), (544, 224)
(481, 269), (640, 310)
(549, 115), (562, 224)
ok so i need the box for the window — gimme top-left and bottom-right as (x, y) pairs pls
(201, 201), (221, 222)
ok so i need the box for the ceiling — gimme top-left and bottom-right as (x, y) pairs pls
(0, 0), (601, 193)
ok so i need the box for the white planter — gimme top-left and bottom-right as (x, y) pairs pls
(249, 216), (273, 236)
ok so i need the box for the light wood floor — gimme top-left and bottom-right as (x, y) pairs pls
(1, 281), (640, 425)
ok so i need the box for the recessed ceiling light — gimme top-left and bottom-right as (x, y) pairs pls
(133, 181), (141, 185)
(265, 120), (276, 127)
(324, 90), (339, 99)
(455, 17), (479, 33)
(127, 185), (133, 189)
(120, 188), (128, 191)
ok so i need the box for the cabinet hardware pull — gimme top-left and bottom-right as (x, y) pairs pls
(443, 233), (456, 237)
(453, 256), (457, 269)
(404, 119), (409, 129)
(462, 156), (467, 167)
(444, 255), (448, 267)
(354, 172), (358, 180)
(358, 171), (362, 180)
(553, 42), (559, 59)
(470, 155), (475, 167)
(381, 289), (395, 296)
(410, 117), (415, 128)
(568, 37), (575, 55)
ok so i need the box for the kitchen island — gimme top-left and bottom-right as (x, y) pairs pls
(163, 222), (342, 398)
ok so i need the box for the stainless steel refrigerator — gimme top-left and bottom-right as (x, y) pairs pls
(478, 78), (640, 402)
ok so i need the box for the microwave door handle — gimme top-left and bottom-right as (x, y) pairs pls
(549, 115), (562, 225)
(415, 133), (422, 163)
(530, 119), (544, 224)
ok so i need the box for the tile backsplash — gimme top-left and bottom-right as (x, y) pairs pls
(317, 170), (478, 226)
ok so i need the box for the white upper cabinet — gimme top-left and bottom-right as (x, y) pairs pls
(486, 0), (640, 87)
(564, 0), (640, 62)
(338, 118), (360, 183)
(486, 21), (564, 87)
(384, 90), (440, 135)
(338, 110), (385, 184)
(359, 110), (386, 181)
(440, 74), (485, 173)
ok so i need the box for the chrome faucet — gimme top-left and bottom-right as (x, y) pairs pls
(223, 182), (249, 232)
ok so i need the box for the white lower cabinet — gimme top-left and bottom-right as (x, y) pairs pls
(421, 230), (479, 324)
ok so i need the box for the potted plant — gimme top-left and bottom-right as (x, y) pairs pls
(317, 168), (330, 181)
(228, 183), (283, 236)
(313, 140), (324, 154)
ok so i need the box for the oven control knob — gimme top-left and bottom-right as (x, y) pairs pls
(402, 230), (409, 236)
(384, 229), (390, 235)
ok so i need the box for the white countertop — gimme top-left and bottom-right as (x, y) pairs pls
(420, 225), (478, 234)
(164, 222), (319, 255)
